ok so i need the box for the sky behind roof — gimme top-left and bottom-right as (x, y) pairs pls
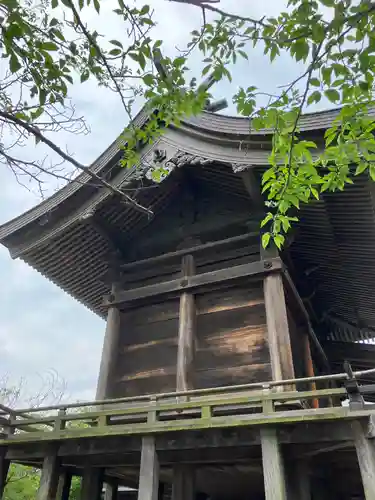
(0, 1), (325, 404)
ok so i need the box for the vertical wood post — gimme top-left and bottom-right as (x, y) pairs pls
(138, 436), (159, 500)
(104, 481), (118, 500)
(81, 467), (103, 500)
(303, 331), (318, 408)
(176, 255), (196, 392)
(36, 451), (59, 500)
(260, 427), (287, 500)
(261, 245), (295, 383)
(172, 464), (195, 500)
(96, 282), (121, 400)
(352, 419), (375, 500)
(0, 449), (10, 499)
(56, 470), (72, 500)
(286, 459), (311, 500)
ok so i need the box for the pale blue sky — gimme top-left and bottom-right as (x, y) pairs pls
(0, 1), (327, 403)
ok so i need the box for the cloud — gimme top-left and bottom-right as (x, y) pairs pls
(0, 1), (311, 404)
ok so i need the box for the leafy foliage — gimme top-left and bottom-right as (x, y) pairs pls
(2, 0), (375, 244)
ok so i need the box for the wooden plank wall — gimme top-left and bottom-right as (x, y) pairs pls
(109, 183), (273, 397)
(111, 299), (180, 397)
(195, 282), (271, 388)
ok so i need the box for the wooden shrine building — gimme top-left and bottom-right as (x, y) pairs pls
(2, 107), (375, 499)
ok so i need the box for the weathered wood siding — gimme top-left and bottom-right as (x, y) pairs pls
(195, 282), (271, 388)
(109, 182), (272, 397)
(112, 300), (180, 397)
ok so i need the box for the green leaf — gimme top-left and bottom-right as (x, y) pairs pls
(370, 165), (375, 181)
(94, 0), (100, 12)
(109, 48), (121, 56)
(262, 232), (271, 249)
(355, 161), (368, 176)
(80, 70), (89, 82)
(51, 0), (58, 8)
(9, 53), (21, 73)
(274, 234), (285, 250)
(41, 42), (58, 51)
(261, 212), (273, 228)
(143, 73), (154, 86)
(307, 90), (321, 105)
(324, 89), (340, 103)
(309, 77), (320, 87)
(110, 40), (123, 48)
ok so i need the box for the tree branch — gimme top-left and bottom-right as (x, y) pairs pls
(0, 110), (152, 215)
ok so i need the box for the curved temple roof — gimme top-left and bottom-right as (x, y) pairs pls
(1, 105), (375, 352)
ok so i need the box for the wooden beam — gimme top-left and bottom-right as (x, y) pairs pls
(177, 255), (196, 392)
(96, 282), (121, 400)
(56, 470), (72, 500)
(138, 436), (159, 500)
(105, 258), (282, 307)
(0, 448), (10, 498)
(81, 466), (104, 500)
(238, 169), (264, 208)
(121, 232), (258, 271)
(352, 419), (375, 500)
(172, 464), (195, 500)
(260, 427), (287, 500)
(36, 451), (59, 500)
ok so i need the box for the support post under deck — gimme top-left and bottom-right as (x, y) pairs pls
(138, 436), (159, 500)
(56, 470), (72, 500)
(81, 466), (103, 500)
(260, 427), (287, 500)
(104, 481), (118, 500)
(36, 451), (59, 500)
(352, 419), (375, 500)
(0, 449), (10, 499)
(172, 464), (195, 500)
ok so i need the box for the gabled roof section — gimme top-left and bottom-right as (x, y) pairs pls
(0, 104), (368, 244)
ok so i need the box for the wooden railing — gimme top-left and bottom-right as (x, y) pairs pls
(1, 368), (375, 444)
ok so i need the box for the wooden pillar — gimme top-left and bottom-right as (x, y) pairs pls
(262, 246), (295, 383)
(176, 255), (196, 392)
(0, 449), (10, 499)
(260, 427), (287, 500)
(138, 436), (159, 500)
(56, 470), (72, 500)
(81, 467), (103, 500)
(96, 282), (121, 400)
(352, 419), (375, 500)
(172, 464), (195, 500)
(286, 460), (311, 500)
(36, 452), (59, 500)
(104, 481), (118, 500)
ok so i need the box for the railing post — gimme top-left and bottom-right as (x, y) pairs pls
(0, 448), (10, 499)
(138, 436), (159, 500)
(36, 450), (59, 500)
